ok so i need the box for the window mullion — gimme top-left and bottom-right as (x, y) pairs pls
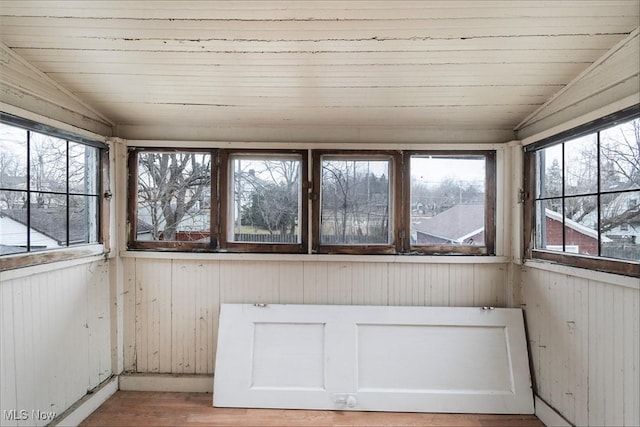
(596, 131), (602, 257)
(561, 142), (566, 253)
(26, 130), (31, 252)
(66, 139), (70, 247)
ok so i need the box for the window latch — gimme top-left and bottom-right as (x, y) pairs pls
(517, 189), (526, 204)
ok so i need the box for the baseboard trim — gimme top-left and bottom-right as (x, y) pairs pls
(534, 396), (572, 427)
(51, 376), (118, 427)
(119, 373), (213, 393)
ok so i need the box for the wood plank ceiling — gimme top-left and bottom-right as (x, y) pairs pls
(0, 1), (639, 143)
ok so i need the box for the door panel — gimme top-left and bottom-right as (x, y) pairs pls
(214, 304), (534, 414)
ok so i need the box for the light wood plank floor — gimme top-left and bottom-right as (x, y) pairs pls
(80, 392), (545, 426)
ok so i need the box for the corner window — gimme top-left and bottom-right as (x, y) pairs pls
(219, 151), (308, 253)
(407, 152), (495, 255)
(525, 106), (640, 276)
(0, 118), (103, 257)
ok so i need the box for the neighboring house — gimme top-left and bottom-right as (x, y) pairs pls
(412, 204), (485, 245)
(0, 208), (92, 254)
(134, 218), (154, 241)
(601, 192), (640, 243)
(0, 210), (63, 254)
(543, 209), (611, 255)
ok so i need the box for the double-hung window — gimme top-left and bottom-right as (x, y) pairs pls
(0, 114), (104, 258)
(524, 106), (640, 276)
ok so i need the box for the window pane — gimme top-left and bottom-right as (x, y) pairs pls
(321, 157), (390, 245)
(69, 142), (99, 195)
(30, 132), (67, 193)
(536, 144), (562, 198)
(70, 195), (99, 244)
(601, 190), (640, 261)
(564, 135), (598, 196)
(0, 123), (27, 190)
(535, 198), (563, 251)
(0, 190), (28, 255)
(600, 118), (640, 192)
(410, 156), (485, 246)
(229, 155), (301, 244)
(564, 195), (598, 255)
(30, 192), (66, 251)
(137, 152), (211, 242)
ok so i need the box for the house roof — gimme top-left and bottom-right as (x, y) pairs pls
(0, 207), (89, 244)
(1, 208), (155, 243)
(413, 204), (484, 243)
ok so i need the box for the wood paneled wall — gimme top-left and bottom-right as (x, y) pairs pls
(122, 258), (508, 374)
(516, 30), (639, 140)
(521, 264), (639, 426)
(0, 259), (112, 426)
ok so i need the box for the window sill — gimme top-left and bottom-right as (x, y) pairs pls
(523, 258), (639, 290)
(528, 250), (640, 279)
(0, 244), (107, 277)
(120, 250), (509, 264)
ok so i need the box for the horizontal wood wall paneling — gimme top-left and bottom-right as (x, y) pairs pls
(89, 104), (531, 128)
(14, 48), (609, 67)
(66, 88), (555, 108)
(0, 46), (108, 120)
(0, 45), (113, 136)
(0, 83), (113, 138)
(521, 265), (640, 426)
(115, 124), (515, 145)
(2, 2), (636, 139)
(1, 18), (636, 42)
(517, 30), (640, 139)
(3, 34), (629, 53)
(528, 38), (639, 121)
(1, 0), (638, 19)
(44, 69), (584, 87)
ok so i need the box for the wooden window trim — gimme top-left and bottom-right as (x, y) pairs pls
(0, 116), (107, 266)
(523, 106), (640, 278)
(125, 147), (499, 257)
(218, 149), (308, 254)
(403, 150), (496, 256)
(127, 148), (218, 251)
(311, 150), (402, 255)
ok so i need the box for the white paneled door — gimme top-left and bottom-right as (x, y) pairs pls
(214, 304), (534, 414)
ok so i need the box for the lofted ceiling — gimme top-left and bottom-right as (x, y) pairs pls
(0, 1), (639, 143)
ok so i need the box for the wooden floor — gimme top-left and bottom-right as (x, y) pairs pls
(80, 392), (545, 426)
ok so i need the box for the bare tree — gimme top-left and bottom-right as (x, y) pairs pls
(321, 160), (389, 243)
(137, 152), (211, 240)
(238, 159), (300, 237)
